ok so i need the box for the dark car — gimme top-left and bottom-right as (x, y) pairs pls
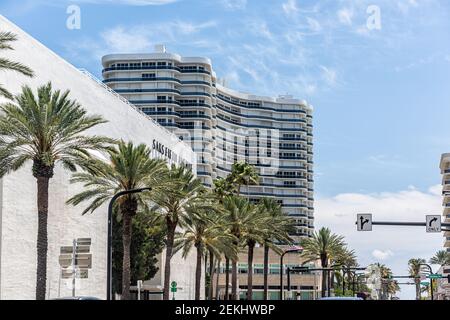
(52, 296), (102, 300)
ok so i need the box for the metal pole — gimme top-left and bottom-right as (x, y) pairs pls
(420, 263), (434, 301)
(287, 267), (291, 300)
(342, 269), (345, 296)
(72, 239), (76, 297)
(107, 188), (152, 301)
(279, 252), (285, 301)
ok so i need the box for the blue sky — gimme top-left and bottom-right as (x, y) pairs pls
(1, 0), (450, 299)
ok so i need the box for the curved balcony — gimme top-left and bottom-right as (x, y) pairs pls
(102, 65), (211, 75)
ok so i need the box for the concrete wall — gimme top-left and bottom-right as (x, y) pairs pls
(0, 15), (198, 300)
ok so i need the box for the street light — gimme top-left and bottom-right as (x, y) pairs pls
(419, 263), (434, 301)
(279, 246), (303, 300)
(106, 187), (152, 300)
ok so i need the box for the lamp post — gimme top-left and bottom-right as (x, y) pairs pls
(420, 263), (434, 301)
(106, 187), (152, 301)
(279, 246), (303, 300)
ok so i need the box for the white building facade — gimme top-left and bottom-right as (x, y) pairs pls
(0, 16), (199, 300)
(439, 153), (450, 253)
(102, 46), (314, 240)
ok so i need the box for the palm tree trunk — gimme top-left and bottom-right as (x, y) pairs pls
(195, 244), (202, 300)
(225, 257), (230, 300)
(163, 221), (177, 300)
(247, 243), (255, 300)
(263, 244), (269, 300)
(231, 259), (238, 300)
(36, 176), (50, 300)
(215, 259), (220, 300)
(320, 257), (328, 297)
(415, 279), (421, 300)
(208, 251), (214, 300)
(121, 213), (132, 300)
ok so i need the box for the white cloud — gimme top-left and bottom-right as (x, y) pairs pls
(372, 249), (394, 260)
(398, 0), (419, 14)
(315, 185), (443, 299)
(68, 0), (179, 5)
(306, 17), (321, 32)
(245, 20), (273, 40)
(337, 8), (354, 26)
(172, 20), (217, 34)
(220, 0), (247, 10)
(282, 0), (299, 16)
(320, 66), (337, 86)
(100, 26), (151, 52)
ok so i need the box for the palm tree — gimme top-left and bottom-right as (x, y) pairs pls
(243, 205), (271, 300)
(176, 203), (236, 300)
(228, 160), (259, 196)
(213, 177), (234, 300)
(259, 198), (294, 300)
(151, 164), (205, 300)
(429, 250), (450, 267)
(222, 196), (259, 300)
(334, 247), (358, 295)
(408, 258), (427, 300)
(67, 141), (166, 299)
(0, 83), (113, 299)
(372, 263), (398, 300)
(0, 31), (34, 99)
(300, 227), (346, 297)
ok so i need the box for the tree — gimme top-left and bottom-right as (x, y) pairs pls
(227, 160), (259, 196)
(112, 209), (166, 296)
(151, 164), (205, 300)
(243, 205), (271, 300)
(213, 177), (234, 300)
(372, 263), (399, 300)
(176, 203), (236, 300)
(429, 250), (450, 267)
(0, 31), (34, 99)
(300, 227), (346, 297)
(67, 141), (166, 299)
(0, 83), (113, 300)
(259, 198), (294, 300)
(222, 196), (261, 300)
(408, 258), (427, 300)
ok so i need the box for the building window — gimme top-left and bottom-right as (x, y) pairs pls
(269, 264), (281, 275)
(238, 263), (248, 274)
(142, 73), (156, 79)
(254, 264), (264, 274)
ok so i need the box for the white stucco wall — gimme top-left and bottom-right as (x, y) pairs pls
(0, 15), (198, 300)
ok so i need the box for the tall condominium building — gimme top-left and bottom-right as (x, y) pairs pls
(440, 153), (450, 253)
(102, 45), (314, 240)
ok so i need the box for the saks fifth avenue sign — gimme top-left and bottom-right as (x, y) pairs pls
(151, 139), (193, 170)
(152, 139), (172, 159)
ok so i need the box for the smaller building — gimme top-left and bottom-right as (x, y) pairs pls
(435, 266), (450, 300)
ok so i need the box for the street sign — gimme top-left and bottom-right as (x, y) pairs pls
(426, 215), (441, 233)
(76, 238), (92, 246)
(60, 245), (90, 254)
(58, 253), (92, 268)
(427, 274), (443, 279)
(357, 214), (372, 231)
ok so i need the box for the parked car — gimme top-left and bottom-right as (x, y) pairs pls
(318, 297), (364, 300)
(52, 296), (102, 300)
